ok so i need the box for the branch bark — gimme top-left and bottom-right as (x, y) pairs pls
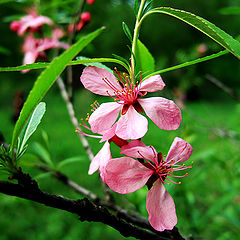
(0, 173), (185, 240)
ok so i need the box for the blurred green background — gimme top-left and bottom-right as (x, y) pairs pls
(1, 0), (240, 239)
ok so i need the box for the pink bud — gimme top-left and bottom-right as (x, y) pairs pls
(80, 12), (91, 23)
(197, 43), (208, 56)
(86, 0), (95, 5)
(10, 21), (21, 32)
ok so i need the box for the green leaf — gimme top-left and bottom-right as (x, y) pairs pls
(77, 56), (113, 73)
(112, 54), (130, 69)
(144, 7), (240, 60)
(57, 156), (85, 170)
(122, 22), (133, 43)
(144, 50), (228, 79)
(133, 0), (139, 17)
(135, 39), (155, 76)
(11, 27), (105, 152)
(219, 7), (240, 15)
(0, 57), (129, 72)
(31, 142), (53, 168)
(18, 102), (46, 155)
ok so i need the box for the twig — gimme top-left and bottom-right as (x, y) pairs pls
(67, 0), (86, 100)
(205, 74), (240, 102)
(0, 173), (185, 240)
(56, 77), (94, 161)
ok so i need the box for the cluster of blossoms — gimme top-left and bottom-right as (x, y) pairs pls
(77, 65), (194, 231)
(10, 9), (69, 71)
(10, 2), (95, 71)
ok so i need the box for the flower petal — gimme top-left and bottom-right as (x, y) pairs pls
(88, 141), (111, 175)
(100, 123), (117, 142)
(116, 105), (148, 140)
(138, 97), (181, 130)
(147, 179), (177, 231)
(89, 102), (121, 134)
(165, 137), (193, 164)
(104, 157), (153, 194)
(140, 75), (165, 92)
(80, 66), (122, 96)
(121, 140), (157, 164)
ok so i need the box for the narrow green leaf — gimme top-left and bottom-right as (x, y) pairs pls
(219, 7), (240, 15)
(122, 22), (133, 43)
(77, 56), (113, 73)
(0, 57), (129, 72)
(57, 156), (85, 170)
(143, 50), (228, 79)
(31, 142), (53, 168)
(133, 0), (139, 17)
(135, 39), (155, 76)
(11, 27), (105, 151)
(112, 54), (130, 69)
(18, 102), (46, 155)
(144, 7), (240, 60)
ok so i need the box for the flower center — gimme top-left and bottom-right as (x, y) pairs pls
(103, 68), (142, 106)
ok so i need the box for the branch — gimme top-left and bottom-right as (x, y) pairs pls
(0, 173), (185, 240)
(205, 74), (240, 102)
(57, 77), (94, 161)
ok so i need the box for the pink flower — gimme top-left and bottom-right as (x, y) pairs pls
(10, 9), (53, 36)
(21, 33), (69, 72)
(80, 66), (182, 140)
(76, 103), (128, 176)
(102, 137), (193, 231)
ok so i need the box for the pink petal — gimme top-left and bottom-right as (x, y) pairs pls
(88, 141), (111, 175)
(100, 123), (117, 142)
(147, 179), (177, 231)
(104, 157), (153, 194)
(165, 137), (193, 164)
(139, 75), (165, 92)
(115, 105), (148, 140)
(121, 140), (157, 164)
(80, 66), (122, 96)
(138, 97), (181, 130)
(89, 102), (121, 135)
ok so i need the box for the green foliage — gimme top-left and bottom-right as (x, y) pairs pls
(17, 102), (46, 158)
(219, 7), (240, 15)
(11, 27), (105, 151)
(135, 39), (155, 77)
(144, 49), (228, 79)
(144, 7), (240, 60)
(122, 22), (133, 43)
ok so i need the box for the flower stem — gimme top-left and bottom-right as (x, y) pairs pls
(131, 0), (147, 79)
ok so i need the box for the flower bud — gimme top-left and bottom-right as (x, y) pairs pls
(86, 0), (95, 5)
(80, 12), (91, 23)
(10, 21), (21, 32)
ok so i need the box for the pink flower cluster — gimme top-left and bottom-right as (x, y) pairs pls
(10, 9), (69, 72)
(77, 65), (194, 231)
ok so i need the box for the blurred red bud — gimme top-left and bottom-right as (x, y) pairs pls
(80, 12), (91, 23)
(10, 21), (21, 32)
(86, 0), (95, 5)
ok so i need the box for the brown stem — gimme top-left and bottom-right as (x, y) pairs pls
(0, 173), (185, 240)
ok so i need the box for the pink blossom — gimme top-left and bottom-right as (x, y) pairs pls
(102, 137), (193, 231)
(10, 9), (53, 36)
(76, 103), (128, 176)
(21, 33), (69, 72)
(80, 66), (182, 140)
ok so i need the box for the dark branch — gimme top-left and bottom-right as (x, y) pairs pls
(0, 173), (185, 240)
